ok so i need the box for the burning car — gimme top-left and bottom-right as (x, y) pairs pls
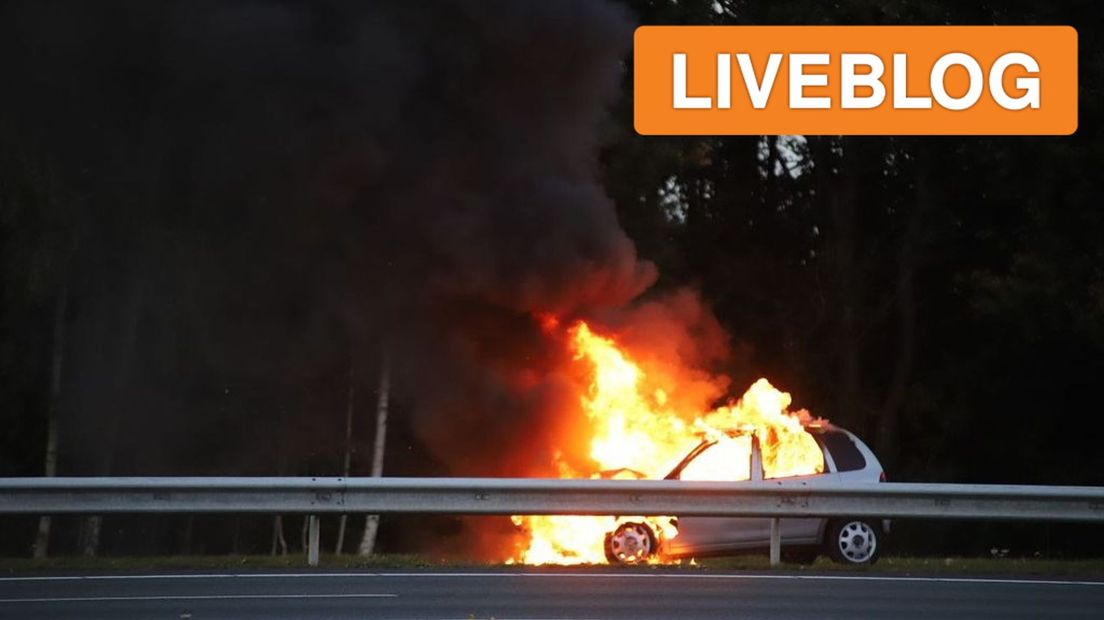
(603, 424), (888, 565)
(511, 320), (882, 567)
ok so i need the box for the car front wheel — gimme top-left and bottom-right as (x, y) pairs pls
(604, 522), (657, 564)
(826, 519), (880, 565)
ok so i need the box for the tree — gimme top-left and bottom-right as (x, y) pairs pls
(32, 275), (67, 558)
(334, 350), (356, 554)
(0, 143), (74, 557)
(357, 352), (390, 557)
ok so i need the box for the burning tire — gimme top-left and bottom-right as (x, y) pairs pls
(604, 522), (657, 564)
(826, 519), (880, 565)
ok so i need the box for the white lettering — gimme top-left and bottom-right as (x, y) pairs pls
(736, 53), (783, 109)
(716, 53), (731, 109)
(841, 53), (886, 109)
(930, 52), (984, 111)
(989, 52), (1040, 110)
(893, 54), (932, 109)
(790, 53), (830, 109)
(673, 53), (711, 109)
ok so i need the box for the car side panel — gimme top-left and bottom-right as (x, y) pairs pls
(775, 471), (839, 544)
(667, 515), (757, 554)
(778, 517), (822, 543)
(669, 473), (836, 554)
(663, 427), (885, 558)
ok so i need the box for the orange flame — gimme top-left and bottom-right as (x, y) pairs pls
(511, 320), (823, 565)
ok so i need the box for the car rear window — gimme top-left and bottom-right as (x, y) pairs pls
(821, 431), (866, 472)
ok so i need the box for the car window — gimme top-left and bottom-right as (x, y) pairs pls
(761, 428), (826, 479)
(678, 435), (753, 481)
(821, 431), (866, 472)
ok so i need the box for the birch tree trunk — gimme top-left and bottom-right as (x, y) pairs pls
(334, 354), (356, 554)
(271, 515), (288, 556)
(32, 278), (68, 559)
(357, 354), (389, 556)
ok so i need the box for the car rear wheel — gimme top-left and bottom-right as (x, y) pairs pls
(826, 519), (879, 565)
(604, 522), (657, 564)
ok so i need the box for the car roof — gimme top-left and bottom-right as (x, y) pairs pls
(666, 424), (883, 478)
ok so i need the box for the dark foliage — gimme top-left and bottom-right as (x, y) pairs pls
(2, 0), (1103, 558)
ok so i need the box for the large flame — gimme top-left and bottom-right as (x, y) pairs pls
(510, 320), (824, 565)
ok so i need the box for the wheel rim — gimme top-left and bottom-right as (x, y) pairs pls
(609, 523), (652, 563)
(837, 521), (876, 563)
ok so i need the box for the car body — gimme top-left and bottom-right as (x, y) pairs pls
(603, 425), (889, 565)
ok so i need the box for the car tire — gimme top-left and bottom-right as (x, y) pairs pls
(826, 519), (880, 565)
(604, 522), (657, 565)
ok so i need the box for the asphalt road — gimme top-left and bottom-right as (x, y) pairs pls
(1, 569), (1102, 619)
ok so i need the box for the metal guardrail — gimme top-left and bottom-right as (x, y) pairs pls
(4, 477), (1103, 566)
(4, 477), (1104, 520)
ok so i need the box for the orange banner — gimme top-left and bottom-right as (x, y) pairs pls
(633, 26), (1077, 135)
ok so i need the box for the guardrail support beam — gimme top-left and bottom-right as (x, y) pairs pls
(3, 478), (1104, 522)
(769, 517), (780, 567)
(307, 514), (320, 567)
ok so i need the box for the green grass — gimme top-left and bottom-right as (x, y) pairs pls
(2, 553), (1103, 578)
(0, 553), (440, 574)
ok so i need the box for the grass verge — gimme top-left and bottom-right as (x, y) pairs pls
(1, 553), (1103, 578)
(695, 555), (1104, 577)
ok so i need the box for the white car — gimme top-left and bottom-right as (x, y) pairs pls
(603, 426), (889, 565)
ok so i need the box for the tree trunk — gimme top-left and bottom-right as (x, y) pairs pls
(182, 515), (195, 555)
(33, 277), (67, 559)
(271, 515), (288, 556)
(335, 352), (356, 554)
(813, 137), (861, 427)
(81, 269), (145, 558)
(80, 517), (102, 557)
(875, 257), (917, 467)
(357, 353), (390, 556)
(231, 516), (241, 555)
(272, 420), (289, 556)
(875, 152), (931, 466)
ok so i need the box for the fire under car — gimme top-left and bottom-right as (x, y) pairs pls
(602, 425), (889, 565)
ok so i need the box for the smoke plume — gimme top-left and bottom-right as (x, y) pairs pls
(0, 0), (662, 479)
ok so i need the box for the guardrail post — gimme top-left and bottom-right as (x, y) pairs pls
(769, 517), (780, 567)
(307, 514), (320, 567)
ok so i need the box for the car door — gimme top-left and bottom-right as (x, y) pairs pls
(772, 436), (838, 544)
(678, 434), (835, 552)
(668, 434), (769, 554)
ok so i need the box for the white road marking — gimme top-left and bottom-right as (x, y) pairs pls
(376, 571), (1104, 587)
(0, 593), (396, 604)
(0, 570), (1101, 587)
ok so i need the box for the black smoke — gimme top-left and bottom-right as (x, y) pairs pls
(0, 0), (656, 483)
